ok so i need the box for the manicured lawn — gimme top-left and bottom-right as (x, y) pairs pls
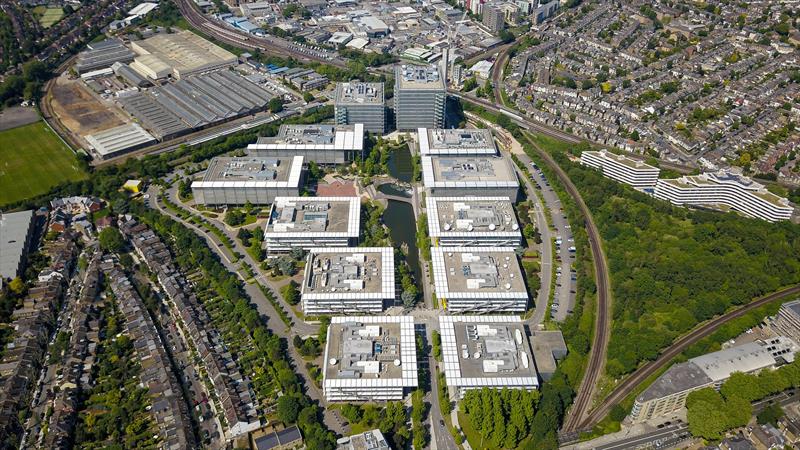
(0, 121), (87, 206)
(39, 7), (64, 28)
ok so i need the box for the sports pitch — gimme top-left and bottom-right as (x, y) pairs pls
(0, 121), (87, 206)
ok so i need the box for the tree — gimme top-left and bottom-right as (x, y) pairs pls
(401, 290), (416, 308)
(7, 277), (24, 295)
(757, 403), (784, 426)
(268, 97), (284, 113)
(224, 210), (246, 226)
(303, 92), (315, 103)
(281, 281), (300, 305)
(98, 227), (125, 253)
(687, 400), (729, 440)
(277, 395), (301, 424)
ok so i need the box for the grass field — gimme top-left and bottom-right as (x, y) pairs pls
(38, 7), (64, 28)
(0, 121), (87, 206)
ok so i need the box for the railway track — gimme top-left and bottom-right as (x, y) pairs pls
(520, 133), (612, 433)
(574, 283), (800, 432)
(174, 0), (348, 69)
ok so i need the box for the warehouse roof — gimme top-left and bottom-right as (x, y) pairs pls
(85, 123), (156, 157)
(439, 315), (538, 388)
(427, 197), (521, 238)
(131, 30), (238, 77)
(418, 128), (498, 156)
(323, 316), (418, 389)
(118, 92), (191, 139)
(75, 38), (135, 74)
(265, 197), (360, 238)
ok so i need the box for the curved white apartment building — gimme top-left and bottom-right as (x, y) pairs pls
(580, 150), (660, 189)
(654, 171), (794, 222)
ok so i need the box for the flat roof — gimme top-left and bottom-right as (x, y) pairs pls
(265, 197), (360, 237)
(396, 64), (445, 90)
(250, 123), (364, 152)
(431, 247), (527, 298)
(418, 128), (498, 156)
(427, 197), (521, 238)
(335, 82), (385, 105)
(422, 156), (519, 188)
(324, 316), (418, 388)
(192, 156), (303, 189)
(85, 123), (156, 156)
(582, 149), (659, 171)
(439, 315), (538, 388)
(0, 210), (33, 280)
(302, 248), (394, 300)
(131, 30), (237, 75)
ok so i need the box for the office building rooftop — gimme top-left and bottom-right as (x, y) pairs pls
(396, 64), (445, 90)
(431, 247), (526, 296)
(427, 197), (520, 238)
(422, 156), (519, 187)
(335, 82), (385, 105)
(324, 316), (418, 387)
(418, 128), (498, 156)
(439, 315), (538, 388)
(196, 156), (303, 187)
(265, 197), (360, 237)
(252, 124), (364, 151)
(303, 248), (394, 299)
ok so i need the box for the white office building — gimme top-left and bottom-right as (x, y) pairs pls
(247, 124), (365, 165)
(264, 197), (360, 253)
(653, 170), (794, 222)
(301, 247), (395, 315)
(334, 82), (386, 134)
(394, 65), (446, 130)
(630, 337), (798, 424)
(427, 197), (522, 247)
(191, 156), (304, 205)
(431, 247), (528, 313)
(579, 149), (660, 189)
(422, 155), (520, 200)
(439, 315), (539, 399)
(323, 316), (418, 402)
(417, 128), (498, 156)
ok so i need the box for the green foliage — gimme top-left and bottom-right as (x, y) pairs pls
(281, 280), (300, 305)
(340, 402), (410, 449)
(432, 330), (442, 361)
(223, 209), (246, 226)
(462, 77), (478, 92)
(416, 213), (431, 262)
(98, 227), (125, 253)
(551, 151), (800, 377)
(361, 201), (389, 246)
(75, 305), (158, 448)
(277, 395), (301, 424)
(462, 388), (539, 449)
(757, 403), (784, 426)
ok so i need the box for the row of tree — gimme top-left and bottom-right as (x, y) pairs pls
(461, 388), (540, 449)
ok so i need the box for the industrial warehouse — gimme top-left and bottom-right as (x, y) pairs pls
(247, 124), (365, 165)
(431, 247), (529, 313)
(118, 69), (274, 141)
(323, 316), (418, 402)
(263, 197), (361, 253)
(191, 156), (304, 206)
(422, 155), (520, 200)
(427, 197), (522, 247)
(439, 315), (539, 398)
(417, 128), (498, 156)
(301, 248), (395, 315)
(67, 30), (275, 160)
